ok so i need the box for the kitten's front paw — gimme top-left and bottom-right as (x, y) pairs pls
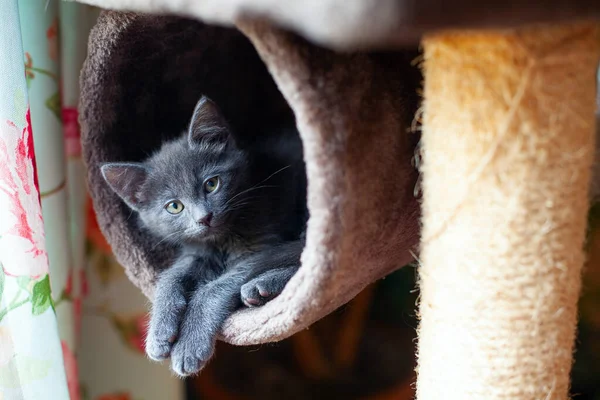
(145, 291), (187, 361)
(146, 335), (175, 362)
(169, 316), (216, 377)
(241, 267), (295, 307)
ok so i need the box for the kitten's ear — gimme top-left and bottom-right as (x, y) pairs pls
(188, 96), (231, 147)
(100, 163), (148, 211)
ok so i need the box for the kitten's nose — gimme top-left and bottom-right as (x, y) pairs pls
(197, 213), (213, 227)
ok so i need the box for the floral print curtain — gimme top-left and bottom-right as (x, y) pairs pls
(0, 1), (183, 399)
(0, 1), (70, 398)
(19, 4), (78, 400)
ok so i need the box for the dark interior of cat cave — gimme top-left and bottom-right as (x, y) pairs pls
(82, 13), (302, 296)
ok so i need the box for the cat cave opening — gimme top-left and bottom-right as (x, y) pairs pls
(81, 11), (421, 346)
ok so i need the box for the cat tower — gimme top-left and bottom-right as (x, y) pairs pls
(77, 0), (600, 398)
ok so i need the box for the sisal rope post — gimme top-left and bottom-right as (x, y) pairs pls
(416, 23), (600, 399)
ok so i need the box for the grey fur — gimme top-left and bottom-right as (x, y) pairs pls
(241, 239), (305, 307)
(101, 96), (306, 376)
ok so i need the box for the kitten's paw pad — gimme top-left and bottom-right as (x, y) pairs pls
(241, 267), (296, 307)
(170, 337), (215, 377)
(241, 278), (281, 308)
(145, 338), (173, 361)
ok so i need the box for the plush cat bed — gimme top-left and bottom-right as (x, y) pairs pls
(80, 12), (421, 345)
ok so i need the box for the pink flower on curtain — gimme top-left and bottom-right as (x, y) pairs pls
(73, 297), (82, 342)
(62, 108), (81, 157)
(24, 52), (35, 81)
(61, 340), (81, 400)
(64, 269), (74, 297)
(46, 17), (59, 62)
(0, 109), (47, 278)
(24, 109), (40, 197)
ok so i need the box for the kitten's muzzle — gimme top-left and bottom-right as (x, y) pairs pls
(197, 212), (213, 227)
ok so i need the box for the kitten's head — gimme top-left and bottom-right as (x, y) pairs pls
(101, 96), (251, 244)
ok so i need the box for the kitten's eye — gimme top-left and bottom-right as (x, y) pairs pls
(165, 200), (184, 214)
(204, 176), (220, 193)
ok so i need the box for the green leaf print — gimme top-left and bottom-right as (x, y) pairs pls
(31, 275), (53, 316)
(12, 88), (27, 127)
(24, 52), (58, 83)
(45, 92), (61, 121)
(0, 356), (52, 388)
(17, 275), (31, 291)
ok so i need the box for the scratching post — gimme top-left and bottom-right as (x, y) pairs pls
(417, 23), (600, 400)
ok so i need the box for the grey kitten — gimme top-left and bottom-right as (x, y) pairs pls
(101, 96), (307, 376)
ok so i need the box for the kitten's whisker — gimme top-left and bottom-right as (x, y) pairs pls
(151, 229), (186, 250)
(225, 196), (262, 208)
(223, 165), (290, 207)
(224, 185), (279, 207)
(257, 165), (292, 186)
(226, 201), (251, 208)
(125, 208), (135, 223)
(224, 203), (252, 213)
(223, 206), (251, 215)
